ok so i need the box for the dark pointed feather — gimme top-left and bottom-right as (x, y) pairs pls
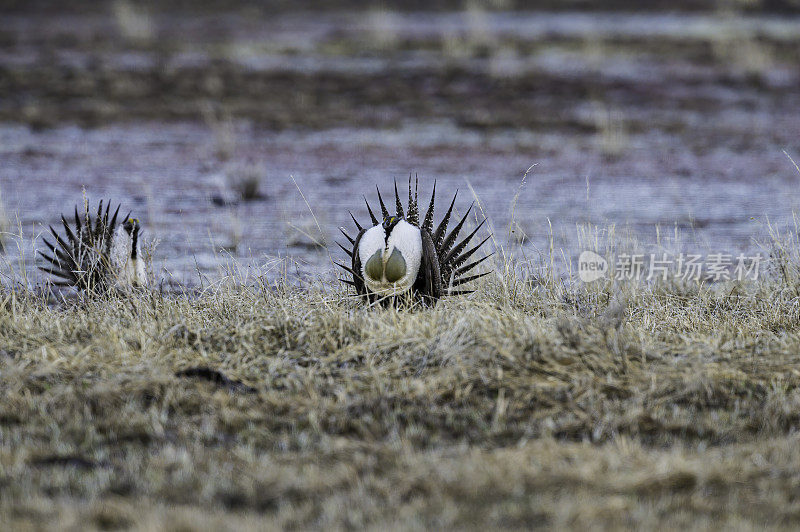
(74, 206), (82, 235)
(422, 180), (436, 234)
(443, 219), (485, 266)
(103, 200), (111, 227)
(37, 264), (76, 281)
(92, 200), (104, 242)
(433, 190), (458, 249)
(41, 236), (58, 254)
(60, 215), (78, 245)
(105, 204), (121, 256)
(336, 241), (353, 257)
(415, 227), (443, 302)
(41, 236), (72, 264)
(364, 196), (379, 225)
(109, 204), (121, 231)
(37, 250), (60, 265)
(407, 175), (419, 225)
(455, 253), (493, 277)
(339, 278), (356, 287)
(49, 226), (73, 256)
(453, 233), (491, 261)
(394, 179), (404, 219)
(37, 262), (75, 284)
(376, 186), (389, 219)
(350, 228), (367, 296)
(349, 211), (363, 232)
(82, 203), (91, 231)
(440, 202), (474, 257)
(452, 235), (491, 270)
(334, 261), (359, 277)
(447, 290), (475, 296)
(47, 229), (72, 257)
(451, 271), (491, 287)
(339, 227), (356, 245)
(37, 250), (71, 270)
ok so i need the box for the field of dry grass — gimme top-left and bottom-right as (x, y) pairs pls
(3, 239), (800, 530)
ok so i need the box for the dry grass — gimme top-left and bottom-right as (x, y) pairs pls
(226, 162), (268, 202)
(0, 184), (8, 254)
(2, 236), (800, 530)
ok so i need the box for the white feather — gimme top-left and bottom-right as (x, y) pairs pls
(358, 220), (422, 297)
(110, 225), (148, 287)
(358, 224), (386, 267)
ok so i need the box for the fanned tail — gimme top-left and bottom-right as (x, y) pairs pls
(38, 200), (124, 291)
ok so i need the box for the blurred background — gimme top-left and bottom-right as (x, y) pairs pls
(1, 0), (800, 286)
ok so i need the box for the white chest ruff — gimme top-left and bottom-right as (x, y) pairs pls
(110, 226), (148, 287)
(359, 220), (422, 297)
(118, 256), (147, 287)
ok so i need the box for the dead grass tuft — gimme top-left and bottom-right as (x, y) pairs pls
(2, 233), (800, 528)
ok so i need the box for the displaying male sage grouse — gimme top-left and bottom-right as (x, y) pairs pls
(39, 200), (147, 290)
(337, 179), (491, 305)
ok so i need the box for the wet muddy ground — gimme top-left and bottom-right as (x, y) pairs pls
(2, 7), (800, 286)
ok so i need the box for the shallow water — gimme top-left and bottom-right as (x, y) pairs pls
(3, 119), (799, 286)
(2, 9), (800, 287)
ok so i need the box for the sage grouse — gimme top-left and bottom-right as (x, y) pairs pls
(39, 200), (147, 290)
(338, 179), (491, 305)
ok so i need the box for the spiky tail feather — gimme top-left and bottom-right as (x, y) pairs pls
(38, 200), (122, 291)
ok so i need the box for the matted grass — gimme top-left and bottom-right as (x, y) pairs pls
(2, 255), (800, 530)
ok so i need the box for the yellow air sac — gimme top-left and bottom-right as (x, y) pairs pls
(365, 250), (384, 282)
(384, 248), (406, 283)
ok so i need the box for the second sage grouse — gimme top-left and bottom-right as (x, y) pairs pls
(39, 200), (147, 290)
